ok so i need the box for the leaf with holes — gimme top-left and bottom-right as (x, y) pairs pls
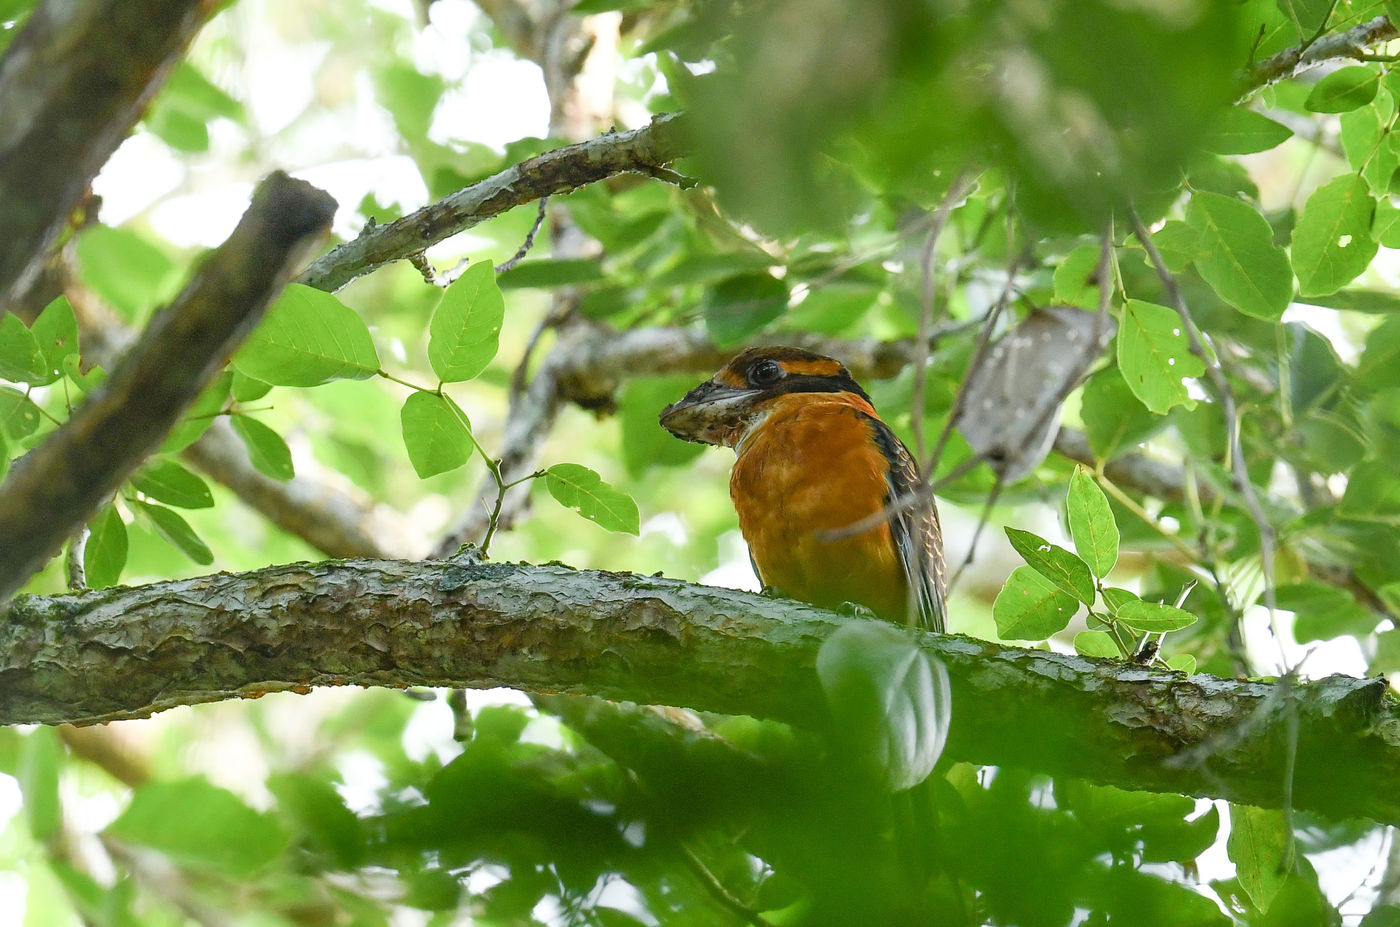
(544, 464), (640, 535)
(1292, 174), (1377, 297)
(1004, 527), (1096, 604)
(1117, 300), (1205, 414)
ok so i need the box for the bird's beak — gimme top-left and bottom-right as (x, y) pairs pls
(659, 379), (755, 448)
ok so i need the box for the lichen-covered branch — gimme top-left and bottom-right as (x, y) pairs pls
(295, 112), (686, 293)
(2, 556), (1397, 824)
(0, 0), (217, 306)
(1243, 15), (1398, 93)
(0, 173), (337, 602)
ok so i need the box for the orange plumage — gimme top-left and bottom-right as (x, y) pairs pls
(660, 347), (946, 632)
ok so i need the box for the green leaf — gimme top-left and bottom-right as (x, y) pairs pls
(138, 502), (214, 565)
(160, 372), (230, 453)
(1115, 600), (1198, 632)
(85, 505), (128, 589)
(74, 225), (182, 321)
(703, 273), (788, 348)
(1074, 630), (1120, 658)
(544, 463), (640, 535)
(0, 387), (41, 440)
(1303, 66), (1380, 113)
(1117, 300), (1205, 414)
(1079, 365), (1163, 459)
(0, 312), (47, 385)
(1186, 191), (1293, 321)
(401, 392), (474, 479)
(231, 371), (272, 402)
(267, 773), (365, 869)
(993, 565), (1080, 641)
(106, 778), (290, 876)
(1052, 244), (1103, 307)
(428, 261), (505, 383)
(1004, 526), (1096, 604)
(232, 284), (380, 386)
(1101, 586), (1141, 615)
(1340, 459), (1400, 515)
(1166, 653), (1197, 674)
(1341, 93), (1399, 195)
(1067, 468), (1119, 578)
(1205, 108), (1293, 154)
(1149, 220), (1205, 272)
(816, 622), (951, 791)
(131, 459), (215, 508)
(1292, 174), (1378, 297)
(231, 415), (295, 481)
(18, 727), (61, 841)
(496, 259), (605, 290)
(30, 296), (79, 382)
(1227, 804), (1291, 914)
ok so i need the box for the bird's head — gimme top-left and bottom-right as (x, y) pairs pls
(659, 346), (872, 449)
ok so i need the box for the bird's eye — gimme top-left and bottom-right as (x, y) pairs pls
(747, 359), (785, 387)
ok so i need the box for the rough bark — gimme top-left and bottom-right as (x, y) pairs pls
(0, 173), (337, 602)
(295, 112), (687, 293)
(3, 556), (1397, 825)
(0, 0), (217, 306)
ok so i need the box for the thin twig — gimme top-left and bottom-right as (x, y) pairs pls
(679, 844), (774, 927)
(1128, 209), (1284, 668)
(911, 170), (976, 462)
(493, 196), (549, 275)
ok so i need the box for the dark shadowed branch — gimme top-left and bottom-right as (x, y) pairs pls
(0, 0), (217, 306)
(3, 556), (1398, 825)
(0, 173), (337, 602)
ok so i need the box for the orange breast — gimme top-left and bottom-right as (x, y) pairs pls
(729, 393), (910, 622)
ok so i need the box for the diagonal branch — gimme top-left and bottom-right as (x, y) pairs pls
(0, 0), (217, 306)
(3, 557), (1398, 826)
(0, 172), (337, 602)
(295, 112), (687, 293)
(1242, 15), (1398, 93)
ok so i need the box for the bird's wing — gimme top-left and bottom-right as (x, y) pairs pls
(863, 414), (947, 632)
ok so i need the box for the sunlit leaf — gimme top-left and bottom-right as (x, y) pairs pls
(1115, 600), (1197, 632)
(544, 463), (640, 535)
(1074, 630), (1120, 658)
(137, 502), (214, 565)
(233, 284), (380, 386)
(1186, 191), (1293, 321)
(1067, 468), (1119, 578)
(1303, 65), (1379, 113)
(84, 505), (128, 590)
(1292, 173), (1377, 297)
(1205, 108), (1293, 154)
(1004, 526), (1096, 604)
(429, 261), (505, 383)
(132, 458), (215, 508)
(993, 565), (1080, 641)
(1117, 300), (1205, 414)
(0, 387), (40, 440)
(0, 312), (47, 385)
(401, 391), (473, 479)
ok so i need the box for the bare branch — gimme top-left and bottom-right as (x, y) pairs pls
(0, 0), (216, 306)
(295, 113), (687, 293)
(1243, 15), (1398, 93)
(3, 557), (1398, 825)
(0, 173), (337, 602)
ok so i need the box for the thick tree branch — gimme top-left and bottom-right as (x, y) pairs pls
(2, 557), (1397, 825)
(0, 173), (337, 602)
(0, 0), (217, 306)
(295, 112), (686, 293)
